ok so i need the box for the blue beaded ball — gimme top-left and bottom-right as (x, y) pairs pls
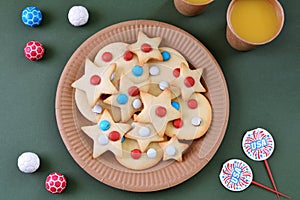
(22, 6), (43, 27)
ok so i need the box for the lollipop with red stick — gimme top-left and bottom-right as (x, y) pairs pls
(242, 128), (285, 199)
(219, 159), (290, 199)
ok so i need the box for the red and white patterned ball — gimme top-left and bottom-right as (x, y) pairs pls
(24, 41), (44, 61)
(45, 172), (67, 194)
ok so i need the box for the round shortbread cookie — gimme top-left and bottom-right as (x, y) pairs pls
(115, 138), (163, 170)
(165, 92), (212, 140)
(74, 89), (121, 123)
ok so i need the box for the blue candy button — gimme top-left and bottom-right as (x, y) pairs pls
(117, 94), (128, 105)
(161, 51), (170, 61)
(99, 120), (110, 131)
(22, 6), (43, 27)
(132, 65), (143, 77)
(171, 101), (180, 110)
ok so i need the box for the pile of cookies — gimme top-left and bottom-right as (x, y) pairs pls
(72, 31), (212, 170)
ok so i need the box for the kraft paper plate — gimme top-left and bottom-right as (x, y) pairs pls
(55, 20), (229, 192)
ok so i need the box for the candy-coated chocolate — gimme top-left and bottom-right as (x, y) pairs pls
(101, 52), (113, 62)
(171, 101), (180, 110)
(173, 68), (180, 78)
(191, 117), (201, 126)
(92, 104), (103, 114)
(161, 51), (170, 61)
(138, 126), (151, 137)
(90, 75), (101, 85)
(149, 66), (160, 76)
(147, 148), (157, 159)
(173, 118), (184, 128)
(159, 81), (169, 90)
(131, 149), (142, 159)
(99, 120), (110, 131)
(98, 134), (109, 145)
(132, 65), (144, 77)
(109, 131), (121, 141)
(165, 145), (176, 156)
(184, 76), (195, 87)
(155, 106), (167, 117)
(123, 50), (134, 61)
(187, 99), (198, 109)
(128, 86), (140, 97)
(132, 98), (142, 109)
(117, 94), (128, 105)
(141, 43), (152, 53)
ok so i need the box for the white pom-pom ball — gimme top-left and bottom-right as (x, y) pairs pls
(68, 6), (89, 26)
(17, 152), (40, 173)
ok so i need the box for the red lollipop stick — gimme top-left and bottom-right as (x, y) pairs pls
(252, 180), (291, 199)
(264, 159), (280, 200)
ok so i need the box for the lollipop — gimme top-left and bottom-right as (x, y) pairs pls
(242, 128), (281, 199)
(219, 159), (290, 198)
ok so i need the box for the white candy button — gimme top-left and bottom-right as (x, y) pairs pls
(110, 72), (115, 80)
(191, 117), (202, 126)
(149, 66), (160, 76)
(147, 148), (157, 159)
(139, 126), (150, 137)
(98, 134), (109, 145)
(159, 81), (169, 90)
(92, 104), (103, 114)
(165, 145), (176, 156)
(132, 98), (142, 109)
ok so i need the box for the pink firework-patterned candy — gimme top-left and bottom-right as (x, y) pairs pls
(45, 172), (67, 194)
(242, 128), (275, 161)
(24, 41), (45, 61)
(219, 159), (253, 192)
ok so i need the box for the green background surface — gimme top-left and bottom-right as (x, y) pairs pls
(0, 0), (299, 199)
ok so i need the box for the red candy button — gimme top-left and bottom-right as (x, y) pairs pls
(90, 75), (101, 85)
(45, 172), (67, 194)
(173, 68), (180, 78)
(141, 43), (152, 53)
(173, 119), (184, 128)
(123, 50), (134, 61)
(101, 52), (113, 62)
(184, 76), (195, 87)
(128, 86), (140, 97)
(109, 131), (121, 141)
(131, 149), (142, 159)
(155, 106), (167, 117)
(187, 99), (198, 109)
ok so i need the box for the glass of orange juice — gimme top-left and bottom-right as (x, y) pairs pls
(174, 0), (214, 16)
(226, 0), (284, 51)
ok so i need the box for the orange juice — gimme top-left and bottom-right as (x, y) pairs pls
(230, 0), (280, 43)
(185, 0), (211, 4)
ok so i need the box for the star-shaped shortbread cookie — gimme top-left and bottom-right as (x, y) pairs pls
(170, 62), (206, 101)
(71, 59), (118, 107)
(81, 109), (132, 158)
(125, 122), (164, 152)
(134, 89), (181, 135)
(128, 31), (163, 65)
(159, 136), (189, 162)
(104, 74), (150, 122)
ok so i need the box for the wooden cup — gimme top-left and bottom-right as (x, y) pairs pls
(226, 0), (284, 51)
(174, 0), (214, 17)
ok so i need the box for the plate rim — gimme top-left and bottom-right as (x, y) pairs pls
(55, 19), (229, 192)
